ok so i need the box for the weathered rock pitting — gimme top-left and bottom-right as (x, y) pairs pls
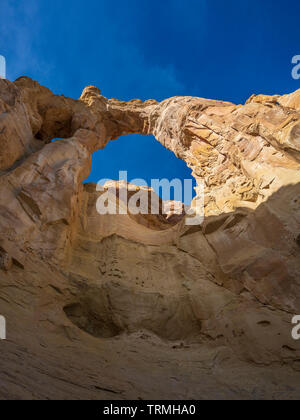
(0, 77), (299, 400)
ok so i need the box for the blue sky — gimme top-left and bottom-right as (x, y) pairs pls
(1, 0), (300, 202)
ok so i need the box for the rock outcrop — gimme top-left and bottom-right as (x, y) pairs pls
(0, 76), (300, 400)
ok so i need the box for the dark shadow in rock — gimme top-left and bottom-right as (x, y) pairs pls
(64, 302), (122, 339)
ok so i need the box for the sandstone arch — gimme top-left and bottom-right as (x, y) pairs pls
(0, 77), (300, 399)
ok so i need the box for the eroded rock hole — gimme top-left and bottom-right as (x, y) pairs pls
(64, 302), (122, 338)
(84, 134), (196, 205)
(35, 108), (74, 142)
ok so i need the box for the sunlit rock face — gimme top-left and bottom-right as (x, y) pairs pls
(0, 76), (300, 400)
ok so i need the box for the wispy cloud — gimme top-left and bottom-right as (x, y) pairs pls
(0, 0), (50, 81)
(0, 0), (186, 101)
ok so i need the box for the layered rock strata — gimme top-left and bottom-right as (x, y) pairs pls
(0, 77), (300, 399)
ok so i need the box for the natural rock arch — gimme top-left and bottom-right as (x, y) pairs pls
(0, 77), (300, 399)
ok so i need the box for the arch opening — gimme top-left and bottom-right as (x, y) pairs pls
(84, 134), (196, 205)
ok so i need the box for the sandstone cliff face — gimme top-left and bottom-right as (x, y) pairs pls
(0, 77), (300, 400)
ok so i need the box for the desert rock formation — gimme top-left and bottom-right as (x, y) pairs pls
(0, 76), (300, 399)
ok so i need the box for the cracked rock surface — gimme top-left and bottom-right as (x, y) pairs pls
(0, 77), (300, 400)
